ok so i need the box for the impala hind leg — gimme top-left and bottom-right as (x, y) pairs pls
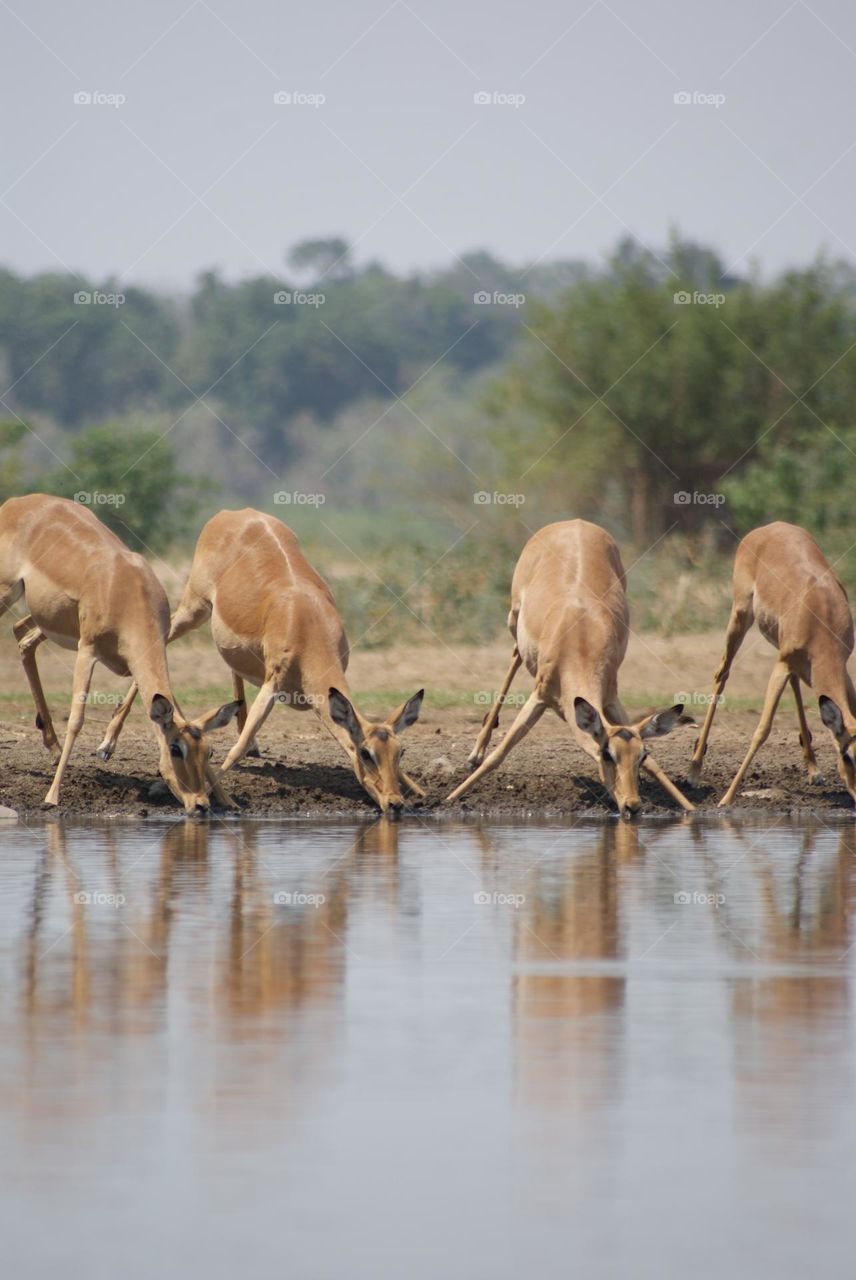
(791, 675), (822, 782)
(44, 644), (97, 807)
(232, 673), (261, 757)
(689, 596), (754, 784)
(467, 647), (522, 766)
(447, 693), (547, 803)
(13, 615), (60, 759)
(719, 660), (790, 807)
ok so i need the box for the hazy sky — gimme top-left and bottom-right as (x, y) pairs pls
(2, 0), (855, 287)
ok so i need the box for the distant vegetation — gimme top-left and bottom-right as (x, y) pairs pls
(2, 234), (856, 642)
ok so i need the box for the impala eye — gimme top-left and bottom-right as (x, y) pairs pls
(170, 743), (184, 760)
(360, 747), (374, 764)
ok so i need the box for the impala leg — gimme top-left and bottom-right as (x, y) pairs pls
(719, 660), (790, 807)
(447, 693), (546, 803)
(399, 768), (426, 798)
(13, 616), (60, 759)
(790, 675), (821, 782)
(688, 599), (753, 784)
(232, 672), (261, 757)
(641, 755), (694, 812)
(44, 645), (97, 807)
(468, 647), (523, 766)
(219, 678), (278, 772)
(96, 682), (138, 760)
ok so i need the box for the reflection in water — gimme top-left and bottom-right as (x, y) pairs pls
(2, 815), (856, 1278)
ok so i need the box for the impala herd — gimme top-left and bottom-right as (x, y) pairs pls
(1, 493), (855, 820)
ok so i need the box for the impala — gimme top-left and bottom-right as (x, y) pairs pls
(446, 520), (694, 817)
(97, 509), (425, 814)
(0, 495), (241, 813)
(688, 521), (856, 806)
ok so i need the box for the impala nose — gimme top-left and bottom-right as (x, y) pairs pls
(193, 802), (210, 818)
(621, 800), (641, 821)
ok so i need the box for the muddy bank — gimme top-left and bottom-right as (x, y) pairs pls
(1, 706), (853, 820)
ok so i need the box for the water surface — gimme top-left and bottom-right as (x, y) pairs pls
(1, 814), (854, 1278)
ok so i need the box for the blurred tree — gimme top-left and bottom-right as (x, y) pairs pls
(45, 419), (212, 552)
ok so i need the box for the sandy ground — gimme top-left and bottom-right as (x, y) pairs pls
(0, 627), (853, 818)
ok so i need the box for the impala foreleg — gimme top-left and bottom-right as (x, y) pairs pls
(447, 693), (546, 803)
(689, 599), (753, 784)
(790, 675), (822, 782)
(468, 647), (522, 767)
(219, 678), (278, 772)
(641, 755), (695, 812)
(232, 672), (261, 757)
(44, 644), (97, 807)
(96, 681), (139, 760)
(719, 660), (790, 807)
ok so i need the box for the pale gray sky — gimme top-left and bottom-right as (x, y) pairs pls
(2, 0), (854, 286)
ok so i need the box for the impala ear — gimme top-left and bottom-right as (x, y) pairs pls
(388, 689), (424, 734)
(639, 705), (686, 739)
(149, 694), (175, 730)
(819, 695), (846, 738)
(574, 697), (607, 747)
(195, 699), (243, 733)
(328, 687), (363, 744)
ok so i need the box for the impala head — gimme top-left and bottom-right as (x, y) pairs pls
(328, 687), (424, 815)
(574, 698), (685, 820)
(150, 693), (243, 816)
(819, 696), (856, 802)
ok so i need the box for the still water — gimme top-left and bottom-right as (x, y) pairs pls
(1, 813), (855, 1278)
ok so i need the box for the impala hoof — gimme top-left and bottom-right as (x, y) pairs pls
(246, 745), (261, 758)
(809, 772), (825, 785)
(95, 746), (113, 761)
